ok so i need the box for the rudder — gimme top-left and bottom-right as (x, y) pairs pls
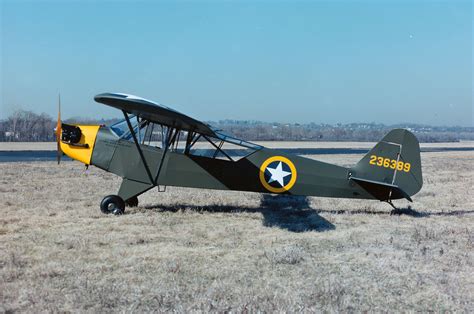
(350, 129), (423, 201)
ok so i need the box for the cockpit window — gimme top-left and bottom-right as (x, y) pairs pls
(109, 116), (262, 159)
(110, 115), (136, 137)
(110, 116), (157, 147)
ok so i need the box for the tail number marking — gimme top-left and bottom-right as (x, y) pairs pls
(369, 155), (411, 172)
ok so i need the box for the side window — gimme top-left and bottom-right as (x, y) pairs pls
(141, 122), (165, 148)
(188, 137), (258, 161)
(109, 118), (261, 159)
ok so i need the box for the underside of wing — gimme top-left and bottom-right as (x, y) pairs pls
(94, 93), (217, 137)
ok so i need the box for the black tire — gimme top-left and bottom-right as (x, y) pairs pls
(100, 195), (125, 215)
(125, 196), (139, 207)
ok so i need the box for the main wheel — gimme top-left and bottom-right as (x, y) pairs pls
(125, 196), (139, 207)
(100, 195), (125, 215)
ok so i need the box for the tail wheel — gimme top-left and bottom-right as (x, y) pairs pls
(125, 196), (139, 207)
(100, 195), (125, 215)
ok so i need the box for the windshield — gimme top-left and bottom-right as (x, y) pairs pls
(110, 115), (136, 137)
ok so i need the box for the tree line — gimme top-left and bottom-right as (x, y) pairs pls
(0, 109), (472, 142)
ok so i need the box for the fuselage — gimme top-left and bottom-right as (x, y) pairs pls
(83, 127), (375, 200)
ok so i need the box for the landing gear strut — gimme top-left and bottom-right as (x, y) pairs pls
(387, 200), (397, 210)
(386, 200), (403, 215)
(100, 195), (125, 215)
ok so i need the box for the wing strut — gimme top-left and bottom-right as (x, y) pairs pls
(123, 110), (155, 185)
(153, 127), (177, 185)
(122, 111), (180, 187)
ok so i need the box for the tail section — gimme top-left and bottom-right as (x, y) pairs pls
(350, 129), (423, 202)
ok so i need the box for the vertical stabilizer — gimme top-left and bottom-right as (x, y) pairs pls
(350, 129), (423, 201)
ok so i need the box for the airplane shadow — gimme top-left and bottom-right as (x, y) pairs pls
(389, 207), (430, 217)
(141, 195), (474, 232)
(389, 207), (474, 217)
(315, 206), (474, 217)
(259, 195), (335, 232)
(142, 194), (335, 233)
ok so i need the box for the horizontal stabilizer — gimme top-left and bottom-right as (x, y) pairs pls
(350, 177), (413, 202)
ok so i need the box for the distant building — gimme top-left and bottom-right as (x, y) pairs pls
(5, 131), (19, 139)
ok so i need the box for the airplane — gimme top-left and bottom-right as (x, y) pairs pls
(55, 93), (423, 215)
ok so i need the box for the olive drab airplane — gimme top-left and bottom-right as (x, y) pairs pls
(55, 93), (423, 215)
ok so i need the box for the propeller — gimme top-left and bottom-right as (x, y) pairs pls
(55, 94), (62, 164)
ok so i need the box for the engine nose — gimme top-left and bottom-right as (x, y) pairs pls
(60, 124), (101, 165)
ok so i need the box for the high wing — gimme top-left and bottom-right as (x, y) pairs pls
(94, 93), (217, 137)
(93, 91), (261, 191)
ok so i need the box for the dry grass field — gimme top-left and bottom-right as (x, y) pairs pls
(0, 150), (473, 312)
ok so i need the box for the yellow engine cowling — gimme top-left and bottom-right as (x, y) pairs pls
(60, 125), (101, 165)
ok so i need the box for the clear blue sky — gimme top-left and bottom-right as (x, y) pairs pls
(1, 0), (472, 126)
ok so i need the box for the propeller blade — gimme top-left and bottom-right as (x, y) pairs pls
(56, 94), (62, 164)
(57, 141), (61, 164)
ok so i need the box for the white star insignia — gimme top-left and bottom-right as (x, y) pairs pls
(266, 161), (292, 187)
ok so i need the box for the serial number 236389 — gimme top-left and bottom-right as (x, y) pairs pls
(369, 155), (411, 172)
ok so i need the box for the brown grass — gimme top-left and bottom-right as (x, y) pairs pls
(0, 151), (473, 312)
